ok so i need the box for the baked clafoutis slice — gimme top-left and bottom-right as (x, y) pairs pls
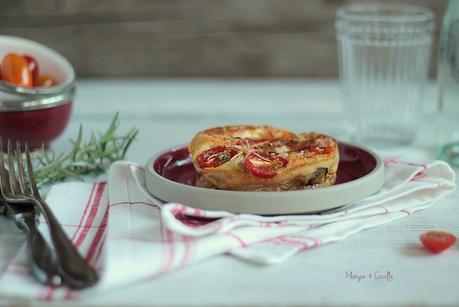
(188, 125), (339, 191)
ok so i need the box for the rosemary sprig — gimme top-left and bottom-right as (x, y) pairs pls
(34, 112), (138, 187)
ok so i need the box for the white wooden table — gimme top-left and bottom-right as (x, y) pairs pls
(1, 80), (458, 307)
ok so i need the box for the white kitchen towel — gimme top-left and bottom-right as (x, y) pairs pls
(0, 157), (455, 300)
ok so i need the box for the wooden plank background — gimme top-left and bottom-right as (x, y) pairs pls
(0, 0), (448, 77)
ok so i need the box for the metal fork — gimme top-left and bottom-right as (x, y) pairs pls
(0, 141), (61, 286)
(0, 140), (100, 289)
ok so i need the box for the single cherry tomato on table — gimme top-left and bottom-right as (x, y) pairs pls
(243, 151), (288, 178)
(23, 54), (40, 82)
(35, 74), (57, 87)
(1, 53), (33, 87)
(420, 230), (456, 254)
(198, 146), (239, 168)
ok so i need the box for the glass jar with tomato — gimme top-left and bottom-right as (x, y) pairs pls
(0, 35), (75, 150)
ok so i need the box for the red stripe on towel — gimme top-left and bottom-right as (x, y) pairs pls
(74, 182), (106, 248)
(44, 286), (59, 301)
(194, 208), (203, 217)
(179, 235), (194, 267)
(384, 157), (427, 171)
(160, 229), (176, 273)
(278, 237), (308, 249)
(227, 232), (247, 247)
(71, 183), (97, 241)
(85, 204), (109, 263)
(278, 235), (321, 250)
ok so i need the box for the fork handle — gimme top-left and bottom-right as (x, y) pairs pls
(18, 216), (62, 287)
(38, 201), (100, 289)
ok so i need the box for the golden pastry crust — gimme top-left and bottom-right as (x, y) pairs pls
(189, 125), (339, 191)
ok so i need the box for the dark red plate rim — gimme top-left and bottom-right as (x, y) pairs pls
(152, 143), (377, 188)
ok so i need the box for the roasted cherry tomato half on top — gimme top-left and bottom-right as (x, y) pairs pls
(23, 55), (40, 82)
(420, 230), (456, 254)
(1, 53), (33, 87)
(197, 146), (239, 168)
(244, 151), (288, 179)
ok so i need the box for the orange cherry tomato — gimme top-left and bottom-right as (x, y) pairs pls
(23, 55), (40, 83)
(1, 53), (33, 87)
(35, 74), (57, 87)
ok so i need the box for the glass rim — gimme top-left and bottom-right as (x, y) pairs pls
(336, 3), (434, 23)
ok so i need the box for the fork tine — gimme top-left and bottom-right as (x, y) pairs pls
(7, 140), (20, 196)
(0, 139), (3, 179)
(16, 141), (28, 196)
(0, 139), (13, 198)
(25, 143), (42, 201)
(0, 138), (6, 195)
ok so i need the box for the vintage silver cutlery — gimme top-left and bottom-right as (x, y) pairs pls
(0, 139), (99, 289)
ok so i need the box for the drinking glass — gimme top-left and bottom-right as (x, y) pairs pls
(437, 0), (459, 167)
(336, 3), (434, 146)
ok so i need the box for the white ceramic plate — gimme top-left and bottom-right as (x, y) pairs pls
(145, 142), (384, 215)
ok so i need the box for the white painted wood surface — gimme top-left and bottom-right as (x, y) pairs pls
(1, 80), (458, 306)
